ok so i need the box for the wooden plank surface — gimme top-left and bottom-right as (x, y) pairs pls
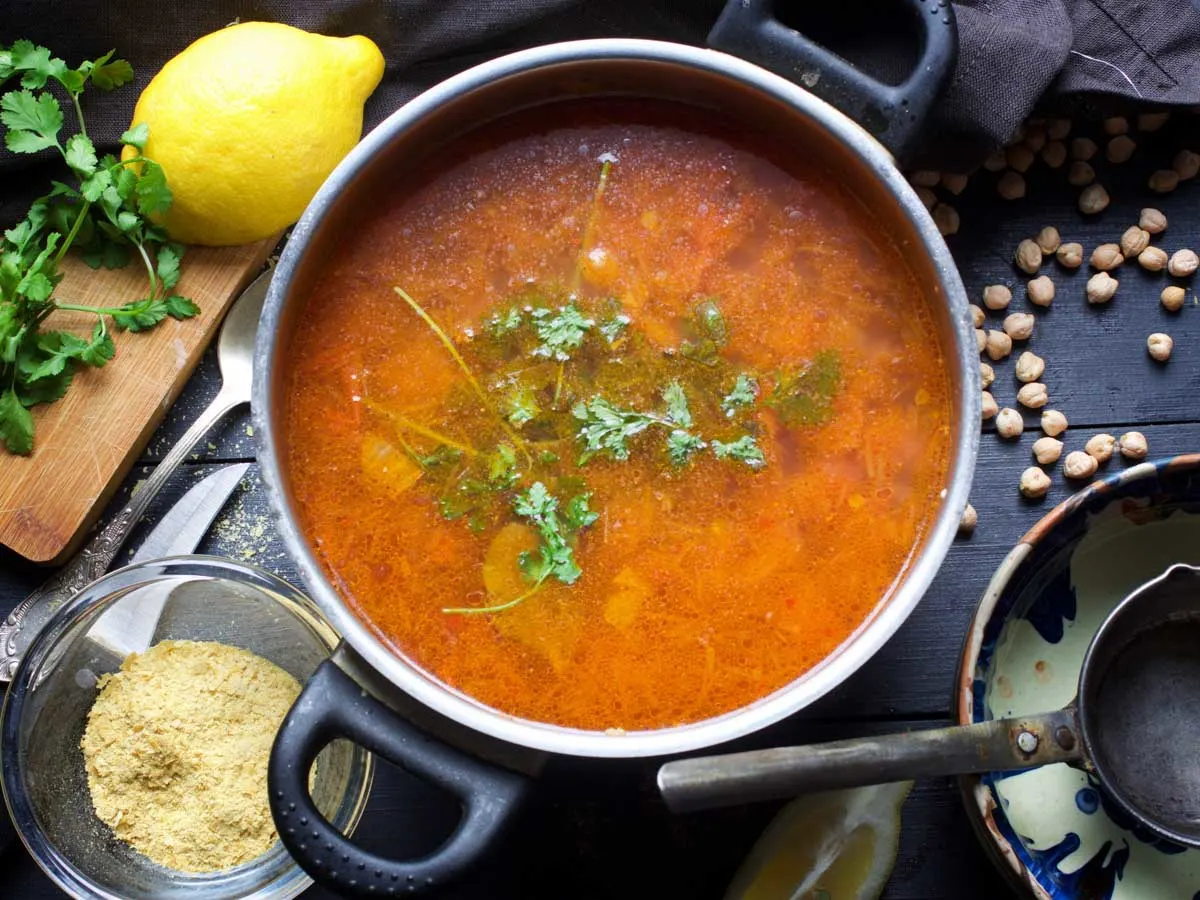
(0, 238), (274, 563)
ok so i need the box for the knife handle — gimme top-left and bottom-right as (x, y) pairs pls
(0, 385), (244, 680)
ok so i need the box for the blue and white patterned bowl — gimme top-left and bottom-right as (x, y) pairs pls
(957, 454), (1200, 900)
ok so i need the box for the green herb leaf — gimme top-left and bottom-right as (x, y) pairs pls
(722, 373), (758, 417)
(666, 429), (706, 465)
(531, 302), (592, 361)
(768, 349), (842, 427)
(155, 242), (184, 290)
(563, 492), (600, 530)
(679, 298), (728, 366)
(1, 89), (62, 150)
(486, 306), (523, 337)
(0, 387), (34, 454)
(505, 386), (540, 428)
(487, 443), (520, 488)
(88, 52), (133, 91)
(110, 294), (199, 331)
(133, 159), (172, 215)
(662, 380), (692, 428)
(513, 481), (591, 587)
(6, 41), (66, 90)
(599, 312), (631, 345)
(574, 396), (655, 462)
(119, 121), (149, 150)
(712, 435), (766, 469)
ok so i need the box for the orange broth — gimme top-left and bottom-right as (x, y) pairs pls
(283, 102), (952, 731)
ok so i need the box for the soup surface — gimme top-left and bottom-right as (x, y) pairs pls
(284, 102), (952, 731)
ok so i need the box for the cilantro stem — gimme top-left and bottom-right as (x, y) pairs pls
(442, 570), (549, 615)
(71, 93), (88, 141)
(52, 199), (92, 267)
(363, 398), (479, 457)
(134, 240), (159, 300)
(53, 301), (132, 316)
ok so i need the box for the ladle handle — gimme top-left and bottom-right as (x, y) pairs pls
(658, 708), (1081, 813)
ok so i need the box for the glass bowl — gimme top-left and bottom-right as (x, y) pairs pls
(0, 556), (373, 900)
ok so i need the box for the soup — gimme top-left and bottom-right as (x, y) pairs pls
(283, 102), (952, 731)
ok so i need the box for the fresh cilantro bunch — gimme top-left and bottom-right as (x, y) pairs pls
(0, 40), (196, 454)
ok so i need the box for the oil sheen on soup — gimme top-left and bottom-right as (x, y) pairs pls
(285, 102), (952, 731)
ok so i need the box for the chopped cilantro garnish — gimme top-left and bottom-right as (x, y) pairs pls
(531, 302), (593, 361)
(768, 350), (842, 427)
(722, 373), (758, 417)
(712, 435), (766, 468)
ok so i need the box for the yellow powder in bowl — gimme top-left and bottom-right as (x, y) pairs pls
(80, 639), (301, 872)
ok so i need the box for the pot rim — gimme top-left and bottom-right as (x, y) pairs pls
(253, 37), (980, 758)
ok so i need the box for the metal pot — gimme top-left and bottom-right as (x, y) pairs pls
(254, 2), (979, 893)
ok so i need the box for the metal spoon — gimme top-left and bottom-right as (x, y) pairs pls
(0, 268), (272, 681)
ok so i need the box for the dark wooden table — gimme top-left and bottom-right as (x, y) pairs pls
(2, 115), (1198, 899)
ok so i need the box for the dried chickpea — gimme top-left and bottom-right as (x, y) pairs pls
(1168, 249), (1199, 278)
(1015, 351), (1045, 383)
(1056, 242), (1084, 269)
(1085, 433), (1116, 463)
(1042, 409), (1068, 436)
(941, 172), (969, 195)
(983, 284), (1013, 310)
(976, 328), (987, 353)
(1106, 135), (1137, 163)
(1139, 246), (1169, 272)
(1086, 271), (1118, 304)
(1034, 226), (1060, 255)
(1004, 312), (1035, 341)
(1147, 332), (1174, 362)
(1173, 149), (1200, 181)
(1020, 466), (1052, 499)
(958, 503), (978, 535)
(1041, 141), (1067, 169)
(1017, 382), (1048, 408)
(909, 169), (941, 187)
(1006, 144), (1035, 173)
(986, 329), (1013, 361)
(933, 203), (960, 236)
(969, 303), (986, 328)
(980, 362), (995, 389)
(1067, 161), (1095, 186)
(915, 186), (937, 211)
(996, 407), (1024, 439)
(1137, 112), (1170, 132)
(1032, 437), (1063, 465)
(1064, 450), (1099, 480)
(1078, 183), (1110, 214)
(982, 390), (999, 420)
(1015, 239), (1043, 274)
(1118, 431), (1148, 460)
(997, 170), (1027, 200)
(1023, 124), (1047, 154)
(1027, 275), (1056, 307)
(1149, 169), (1180, 193)
(1103, 116), (1129, 136)
(1161, 285), (1186, 312)
(1139, 207), (1167, 234)
(1046, 118), (1072, 141)
(983, 148), (1008, 172)
(1071, 137), (1097, 161)
(1119, 226), (1150, 259)
(1090, 244), (1124, 271)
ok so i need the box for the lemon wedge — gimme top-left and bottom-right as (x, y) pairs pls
(725, 781), (913, 900)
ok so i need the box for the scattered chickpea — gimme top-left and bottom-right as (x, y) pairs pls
(1015, 351), (1045, 383)
(1017, 382), (1049, 408)
(1106, 135), (1137, 163)
(1035, 226), (1061, 256)
(976, 328), (987, 353)
(1161, 285), (1186, 312)
(1023, 124), (1047, 154)
(915, 186), (937, 211)
(1027, 275), (1056, 307)
(1137, 112), (1170, 132)
(986, 329), (1014, 360)
(1015, 239), (1043, 274)
(1041, 141), (1067, 169)
(1085, 433), (1116, 463)
(1079, 183), (1110, 214)
(1086, 271), (1119, 304)
(1056, 242), (1084, 269)
(982, 390), (999, 420)
(1139, 207), (1168, 234)
(1168, 249), (1199, 278)
(1064, 450), (1099, 480)
(983, 284), (1013, 310)
(996, 407), (1024, 439)
(909, 170), (941, 188)
(1173, 150), (1200, 181)
(1067, 161), (1096, 186)
(1090, 244), (1124, 271)
(1020, 466), (1052, 499)
(1103, 116), (1129, 136)
(1139, 246), (1169, 272)
(1046, 118), (1072, 141)
(983, 149), (1008, 172)
(980, 362), (995, 389)
(1042, 409), (1068, 436)
(998, 170), (1027, 200)
(970, 303), (985, 328)
(1004, 312), (1035, 341)
(1119, 226), (1150, 259)
(1071, 137), (1098, 161)
(1006, 145), (1035, 173)
(941, 172), (969, 195)
(1032, 437), (1064, 465)
(958, 503), (978, 535)
(933, 203), (960, 236)
(1148, 169), (1180, 193)
(1118, 431), (1148, 460)
(1147, 332), (1174, 362)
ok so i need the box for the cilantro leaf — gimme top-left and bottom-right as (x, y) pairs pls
(564, 493), (600, 530)
(0, 388), (34, 454)
(163, 295), (198, 318)
(155, 242), (184, 290)
(1, 89), (62, 151)
(574, 396), (655, 462)
(531, 302), (592, 361)
(666, 429), (706, 465)
(512, 482), (594, 588)
(768, 350), (842, 427)
(662, 380), (692, 428)
(7, 40), (66, 90)
(487, 443), (520, 488)
(680, 298), (728, 366)
(722, 373), (758, 417)
(133, 159), (172, 215)
(486, 306), (522, 338)
(110, 294), (199, 331)
(712, 435), (766, 469)
(64, 132), (97, 176)
(120, 122), (149, 150)
(88, 52), (134, 91)
(505, 386), (540, 427)
(599, 312), (631, 345)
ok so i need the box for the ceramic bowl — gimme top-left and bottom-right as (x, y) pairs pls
(957, 454), (1200, 899)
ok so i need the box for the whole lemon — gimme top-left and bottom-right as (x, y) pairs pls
(124, 22), (384, 246)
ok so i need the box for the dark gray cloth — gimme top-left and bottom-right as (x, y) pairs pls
(2, 0), (1199, 178)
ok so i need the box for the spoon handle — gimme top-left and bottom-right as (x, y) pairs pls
(0, 385), (244, 680)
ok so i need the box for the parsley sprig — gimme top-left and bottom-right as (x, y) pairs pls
(0, 40), (194, 454)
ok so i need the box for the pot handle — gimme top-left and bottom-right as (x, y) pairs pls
(707, 0), (956, 162)
(268, 660), (529, 896)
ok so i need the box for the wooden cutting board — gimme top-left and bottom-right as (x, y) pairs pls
(0, 238), (275, 563)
